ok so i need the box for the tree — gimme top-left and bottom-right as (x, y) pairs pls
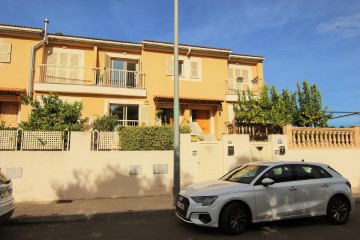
(294, 81), (330, 127)
(20, 93), (87, 131)
(233, 81), (331, 128)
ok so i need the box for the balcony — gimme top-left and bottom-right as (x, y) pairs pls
(226, 80), (260, 101)
(34, 65), (146, 97)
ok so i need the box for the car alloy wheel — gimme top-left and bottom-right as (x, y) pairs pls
(327, 196), (350, 224)
(220, 202), (249, 235)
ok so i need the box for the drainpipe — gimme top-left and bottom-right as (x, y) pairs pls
(28, 18), (49, 98)
(186, 47), (191, 56)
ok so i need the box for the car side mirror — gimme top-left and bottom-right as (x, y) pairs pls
(261, 178), (275, 186)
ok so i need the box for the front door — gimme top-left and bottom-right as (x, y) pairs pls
(0, 102), (19, 127)
(192, 109), (210, 134)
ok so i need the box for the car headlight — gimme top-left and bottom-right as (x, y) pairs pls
(191, 196), (218, 206)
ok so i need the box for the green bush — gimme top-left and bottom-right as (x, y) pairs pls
(19, 93), (87, 131)
(117, 125), (175, 150)
(91, 114), (119, 131)
(180, 125), (191, 133)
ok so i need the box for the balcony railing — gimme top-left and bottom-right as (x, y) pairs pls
(37, 65), (145, 89)
(283, 125), (360, 149)
(226, 81), (250, 95)
(226, 80), (262, 96)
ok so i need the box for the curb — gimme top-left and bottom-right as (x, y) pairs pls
(8, 209), (176, 225)
(7, 197), (360, 225)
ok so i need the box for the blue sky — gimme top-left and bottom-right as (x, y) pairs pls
(1, 0), (359, 126)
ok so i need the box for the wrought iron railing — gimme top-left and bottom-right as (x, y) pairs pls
(226, 122), (282, 141)
(37, 65), (145, 89)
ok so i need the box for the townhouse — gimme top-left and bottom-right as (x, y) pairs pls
(0, 20), (264, 139)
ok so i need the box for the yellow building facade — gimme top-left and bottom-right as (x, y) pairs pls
(0, 23), (264, 138)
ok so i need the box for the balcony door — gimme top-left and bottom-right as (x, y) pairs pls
(111, 59), (137, 87)
(110, 104), (139, 126)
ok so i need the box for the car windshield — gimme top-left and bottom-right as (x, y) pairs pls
(220, 165), (268, 184)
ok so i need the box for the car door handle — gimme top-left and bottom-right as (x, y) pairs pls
(288, 187), (298, 191)
(322, 183), (330, 187)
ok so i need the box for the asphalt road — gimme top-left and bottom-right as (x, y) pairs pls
(1, 204), (360, 240)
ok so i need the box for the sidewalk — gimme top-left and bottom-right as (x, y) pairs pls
(8, 193), (360, 224)
(9, 195), (175, 224)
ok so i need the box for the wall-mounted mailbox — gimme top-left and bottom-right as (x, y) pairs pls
(279, 146), (285, 155)
(228, 146), (234, 156)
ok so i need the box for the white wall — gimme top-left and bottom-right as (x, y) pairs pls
(1, 132), (359, 202)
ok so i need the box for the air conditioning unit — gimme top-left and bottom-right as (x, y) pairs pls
(236, 77), (244, 82)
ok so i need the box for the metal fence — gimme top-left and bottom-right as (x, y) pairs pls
(226, 123), (282, 141)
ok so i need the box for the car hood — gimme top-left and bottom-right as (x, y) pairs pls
(180, 179), (249, 197)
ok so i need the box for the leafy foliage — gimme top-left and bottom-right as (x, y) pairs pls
(91, 114), (119, 131)
(293, 81), (330, 127)
(118, 125), (174, 150)
(19, 93), (87, 131)
(0, 121), (17, 130)
(116, 125), (191, 150)
(233, 81), (330, 128)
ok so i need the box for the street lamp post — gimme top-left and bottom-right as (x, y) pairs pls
(173, 0), (180, 205)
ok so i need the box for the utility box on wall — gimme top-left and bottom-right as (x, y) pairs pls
(228, 146), (234, 156)
(279, 146), (285, 155)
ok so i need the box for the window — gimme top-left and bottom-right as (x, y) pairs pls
(166, 57), (201, 80)
(0, 43), (12, 63)
(110, 104), (139, 126)
(294, 165), (332, 180)
(227, 65), (252, 93)
(258, 165), (293, 184)
(166, 59), (184, 77)
(221, 165), (268, 184)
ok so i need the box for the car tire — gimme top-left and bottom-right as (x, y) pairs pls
(326, 195), (350, 225)
(220, 202), (250, 235)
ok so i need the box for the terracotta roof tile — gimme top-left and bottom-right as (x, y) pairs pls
(0, 87), (26, 95)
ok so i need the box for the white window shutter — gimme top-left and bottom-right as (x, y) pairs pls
(234, 69), (242, 80)
(242, 69), (249, 82)
(228, 68), (234, 81)
(46, 51), (58, 65)
(190, 61), (198, 78)
(166, 59), (174, 76)
(46, 51), (58, 80)
(139, 105), (150, 126)
(0, 43), (12, 63)
(69, 54), (80, 79)
(104, 54), (111, 68)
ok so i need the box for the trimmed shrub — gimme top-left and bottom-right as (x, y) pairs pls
(118, 125), (174, 150)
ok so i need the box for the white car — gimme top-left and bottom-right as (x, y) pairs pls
(0, 168), (14, 224)
(176, 161), (355, 235)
